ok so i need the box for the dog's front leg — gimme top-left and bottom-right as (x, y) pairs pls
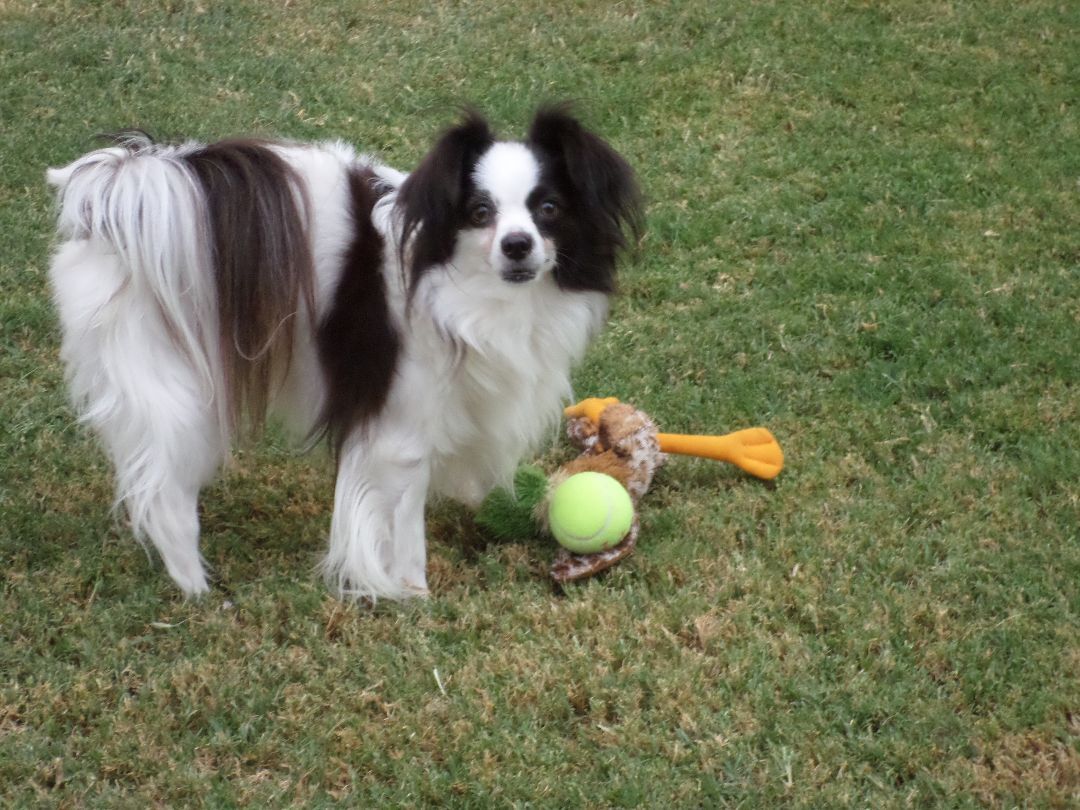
(321, 430), (431, 601)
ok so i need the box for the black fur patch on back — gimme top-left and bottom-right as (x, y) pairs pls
(315, 167), (400, 457)
(184, 140), (315, 434)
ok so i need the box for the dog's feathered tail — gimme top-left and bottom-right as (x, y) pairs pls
(47, 135), (223, 425)
(47, 135), (315, 438)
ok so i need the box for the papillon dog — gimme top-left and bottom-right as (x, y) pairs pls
(46, 105), (642, 600)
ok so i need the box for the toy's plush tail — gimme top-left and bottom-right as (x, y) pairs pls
(658, 429), (783, 480)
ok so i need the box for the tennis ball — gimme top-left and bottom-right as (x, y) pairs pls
(548, 472), (634, 554)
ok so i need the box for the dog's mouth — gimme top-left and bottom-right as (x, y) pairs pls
(501, 266), (537, 284)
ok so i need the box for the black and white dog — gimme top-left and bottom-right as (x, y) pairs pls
(46, 105), (641, 600)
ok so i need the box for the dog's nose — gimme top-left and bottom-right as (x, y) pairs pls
(500, 232), (534, 261)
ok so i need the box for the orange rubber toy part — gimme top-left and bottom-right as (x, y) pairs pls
(564, 398), (784, 480)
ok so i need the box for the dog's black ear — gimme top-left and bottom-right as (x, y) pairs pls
(397, 110), (495, 297)
(528, 104), (643, 250)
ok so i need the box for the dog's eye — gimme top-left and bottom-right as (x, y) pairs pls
(469, 203), (493, 228)
(538, 200), (560, 220)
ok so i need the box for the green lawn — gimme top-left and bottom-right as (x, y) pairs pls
(2, 0), (1078, 806)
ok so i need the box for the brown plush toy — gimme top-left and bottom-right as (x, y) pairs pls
(550, 401), (666, 582)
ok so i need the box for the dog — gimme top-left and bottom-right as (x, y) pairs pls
(46, 105), (641, 600)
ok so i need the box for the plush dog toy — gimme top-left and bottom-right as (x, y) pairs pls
(476, 397), (784, 583)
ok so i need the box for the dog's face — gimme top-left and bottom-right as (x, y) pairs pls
(459, 142), (559, 285)
(397, 105), (642, 298)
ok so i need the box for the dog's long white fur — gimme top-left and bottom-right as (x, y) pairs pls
(48, 139), (607, 600)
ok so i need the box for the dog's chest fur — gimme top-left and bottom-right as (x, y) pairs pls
(409, 270), (608, 505)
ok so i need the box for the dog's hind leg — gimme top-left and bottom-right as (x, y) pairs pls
(101, 347), (223, 597)
(50, 241), (226, 597)
(134, 478), (214, 596)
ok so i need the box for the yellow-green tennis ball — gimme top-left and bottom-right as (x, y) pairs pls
(548, 472), (634, 554)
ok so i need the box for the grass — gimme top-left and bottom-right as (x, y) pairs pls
(2, 0), (1078, 806)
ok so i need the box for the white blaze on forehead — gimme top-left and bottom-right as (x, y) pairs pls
(472, 142), (541, 205)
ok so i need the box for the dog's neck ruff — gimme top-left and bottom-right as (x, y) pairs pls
(401, 261), (608, 505)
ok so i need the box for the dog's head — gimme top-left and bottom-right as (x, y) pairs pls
(397, 105), (642, 298)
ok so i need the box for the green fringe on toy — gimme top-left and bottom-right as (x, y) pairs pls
(475, 464), (550, 541)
